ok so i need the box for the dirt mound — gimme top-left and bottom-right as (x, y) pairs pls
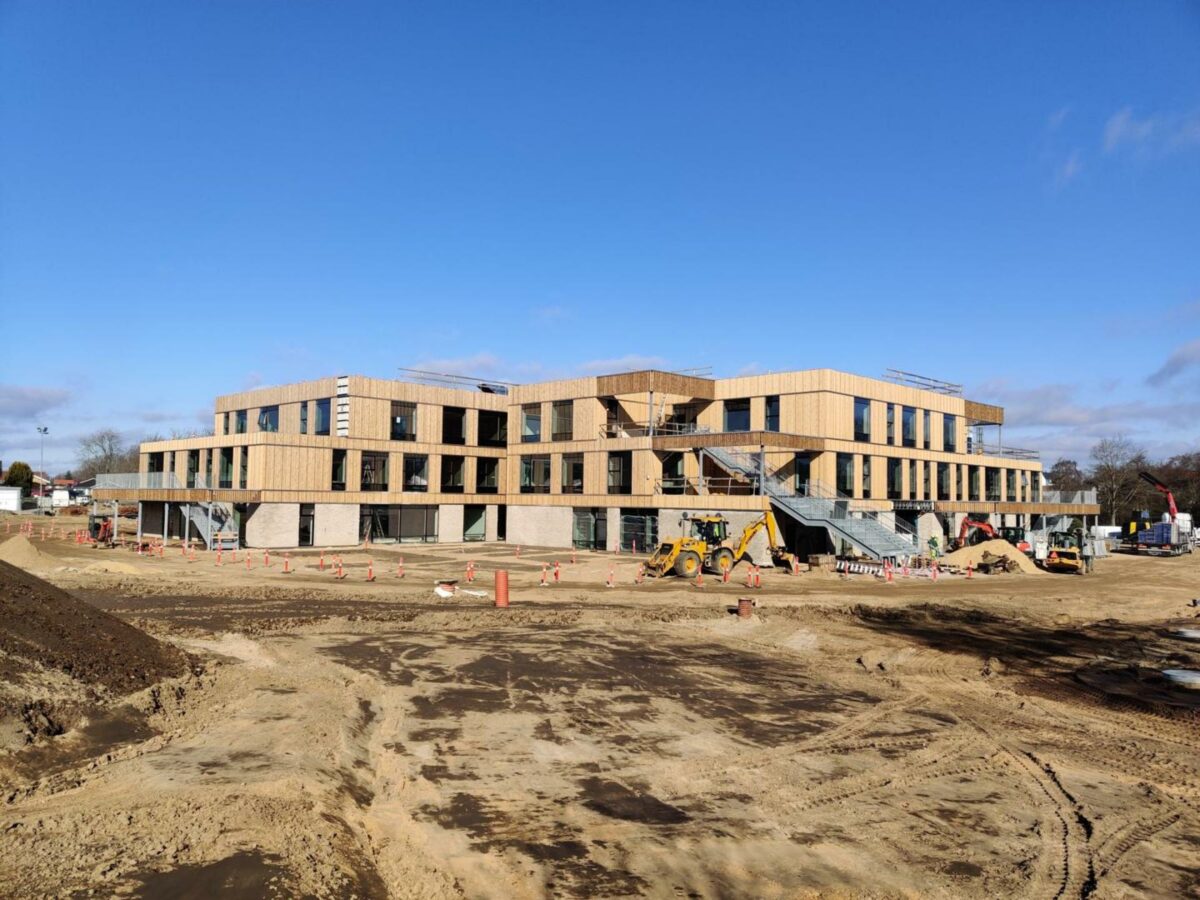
(941, 539), (1042, 574)
(83, 560), (146, 576)
(0, 535), (45, 570)
(0, 560), (187, 701)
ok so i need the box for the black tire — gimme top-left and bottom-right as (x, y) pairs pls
(674, 550), (701, 577)
(709, 548), (735, 573)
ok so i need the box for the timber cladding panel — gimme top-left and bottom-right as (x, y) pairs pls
(593, 371), (715, 400)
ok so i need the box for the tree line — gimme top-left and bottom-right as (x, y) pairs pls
(1046, 436), (1199, 527)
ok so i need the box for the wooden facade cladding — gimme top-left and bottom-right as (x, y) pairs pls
(963, 400), (1005, 426)
(593, 370), (715, 400)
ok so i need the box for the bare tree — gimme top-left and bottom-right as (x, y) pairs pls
(77, 429), (127, 479)
(1090, 435), (1147, 525)
(1045, 458), (1086, 492)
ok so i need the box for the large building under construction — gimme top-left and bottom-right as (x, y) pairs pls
(93, 368), (1100, 560)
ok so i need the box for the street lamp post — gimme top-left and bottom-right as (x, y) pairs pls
(36, 426), (48, 502)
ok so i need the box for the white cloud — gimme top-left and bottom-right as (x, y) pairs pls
(0, 384), (72, 418)
(1047, 106), (1070, 131)
(1103, 106), (1200, 154)
(1147, 338), (1200, 386)
(1054, 149), (1082, 187)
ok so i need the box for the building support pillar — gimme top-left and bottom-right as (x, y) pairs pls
(164, 501), (170, 542)
(184, 503), (190, 546)
(136, 501), (143, 546)
(207, 503), (214, 550)
(698, 449), (706, 495)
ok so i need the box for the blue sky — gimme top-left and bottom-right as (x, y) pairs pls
(2, 1), (1198, 475)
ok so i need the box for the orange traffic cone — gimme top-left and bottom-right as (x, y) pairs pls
(397, 557), (405, 578)
(553, 561), (561, 583)
(263, 549), (270, 567)
(966, 562), (973, 579)
(367, 560), (375, 582)
(540, 564), (548, 587)
(319, 551), (325, 571)
(283, 553), (291, 574)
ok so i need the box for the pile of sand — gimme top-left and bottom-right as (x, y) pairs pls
(0, 535), (45, 570)
(0, 560), (188, 717)
(940, 539), (1043, 574)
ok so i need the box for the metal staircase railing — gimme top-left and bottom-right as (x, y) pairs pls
(704, 447), (917, 561)
(185, 501), (239, 550)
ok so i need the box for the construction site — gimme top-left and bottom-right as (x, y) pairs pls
(1, 482), (1197, 898)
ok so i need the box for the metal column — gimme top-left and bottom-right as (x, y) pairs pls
(164, 501), (170, 544)
(207, 504), (214, 551)
(184, 503), (190, 547)
(136, 501), (143, 546)
(697, 449), (706, 495)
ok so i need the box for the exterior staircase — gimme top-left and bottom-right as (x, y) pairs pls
(704, 447), (918, 561)
(185, 501), (239, 550)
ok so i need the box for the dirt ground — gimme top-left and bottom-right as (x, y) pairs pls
(1, 512), (1198, 898)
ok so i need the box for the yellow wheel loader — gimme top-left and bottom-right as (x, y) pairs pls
(644, 511), (797, 577)
(1041, 530), (1085, 575)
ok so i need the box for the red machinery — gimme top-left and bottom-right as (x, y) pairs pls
(1139, 471), (1178, 522)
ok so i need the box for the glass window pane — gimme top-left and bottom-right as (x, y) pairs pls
(391, 401), (417, 441)
(854, 398), (871, 442)
(521, 404), (542, 442)
(315, 398), (331, 436)
(552, 401), (573, 441)
(724, 399), (750, 432)
(765, 396), (780, 432)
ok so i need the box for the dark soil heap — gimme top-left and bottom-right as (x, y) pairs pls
(0, 560), (187, 701)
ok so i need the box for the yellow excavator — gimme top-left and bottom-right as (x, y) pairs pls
(645, 511), (798, 577)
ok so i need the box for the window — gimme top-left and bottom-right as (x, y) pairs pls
(205, 449), (213, 488)
(361, 452), (389, 491)
(562, 453), (584, 494)
(186, 450), (199, 489)
(955, 464), (963, 501)
(1020, 471), (1029, 503)
(315, 398), (331, 436)
(938, 463), (950, 501)
(235, 409), (247, 434)
(923, 461), (931, 499)
(854, 398), (871, 442)
(441, 455), (464, 493)
(607, 451), (632, 494)
(239, 448), (248, 489)
(794, 453), (812, 494)
(765, 396), (780, 432)
(403, 454), (428, 492)
(724, 399), (750, 432)
(1030, 472), (1041, 502)
(476, 457), (499, 493)
(923, 410), (931, 449)
(902, 406), (916, 448)
(222, 412), (230, 436)
(219, 448), (233, 489)
(970, 466), (982, 502)
(300, 402), (308, 435)
(861, 455), (872, 498)
(908, 459), (918, 499)
(521, 404), (542, 443)
(1006, 470), (1017, 502)
(886, 404), (895, 444)
(257, 405), (279, 432)
(836, 453), (854, 496)
(331, 449), (346, 491)
(943, 414), (956, 452)
(552, 400), (574, 441)
(391, 401), (417, 441)
(887, 458), (902, 500)
(442, 407), (466, 445)
(520, 455), (551, 493)
(986, 467), (1000, 502)
(478, 410), (507, 447)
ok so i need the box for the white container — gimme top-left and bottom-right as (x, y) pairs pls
(0, 486), (20, 513)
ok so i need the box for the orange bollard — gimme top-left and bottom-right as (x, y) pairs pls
(494, 569), (510, 608)
(264, 549), (270, 567)
(931, 562), (939, 582)
(367, 560), (375, 582)
(319, 551), (325, 571)
(245, 553), (251, 571)
(636, 564), (645, 584)
(515, 545), (521, 558)
(216, 548), (222, 566)
(632, 539), (637, 555)
(336, 560), (344, 580)
(966, 562), (973, 579)
(571, 549), (577, 565)
(397, 557), (405, 578)
(466, 561), (475, 583)
(606, 566), (614, 588)
(553, 561), (560, 583)
(745, 566), (754, 588)
(885, 561), (893, 583)
(695, 567), (704, 587)
(540, 564), (548, 587)
(158, 543), (164, 559)
(283, 553), (291, 574)
(723, 566), (730, 584)
(754, 566), (762, 589)
(189, 547), (197, 563)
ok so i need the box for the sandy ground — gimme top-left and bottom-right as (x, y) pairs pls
(1, 513), (1198, 898)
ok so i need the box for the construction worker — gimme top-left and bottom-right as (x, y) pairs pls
(928, 535), (940, 559)
(1082, 538), (1095, 574)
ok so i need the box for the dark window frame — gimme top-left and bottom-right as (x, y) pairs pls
(521, 404), (542, 443)
(391, 401), (417, 442)
(854, 397), (871, 442)
(561, 453), (584, 494)
(475, 457), (499, 493)
(361, 451), (389, 492)
(314, 398), (332, 436)
(440, 455), (465, 493)
(403, 454), (429, 492)
(331, 449), (346, 491)
(257, 405), (279, 433)
(441, 406), (466, 445)
(551, 400), (574, 442)
(764, 395), (780, 433)
(478, 410), (507, 447)
(520, 454), (551, 494)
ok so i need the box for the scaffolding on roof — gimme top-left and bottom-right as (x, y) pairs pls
(397, 368), (517, 394)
